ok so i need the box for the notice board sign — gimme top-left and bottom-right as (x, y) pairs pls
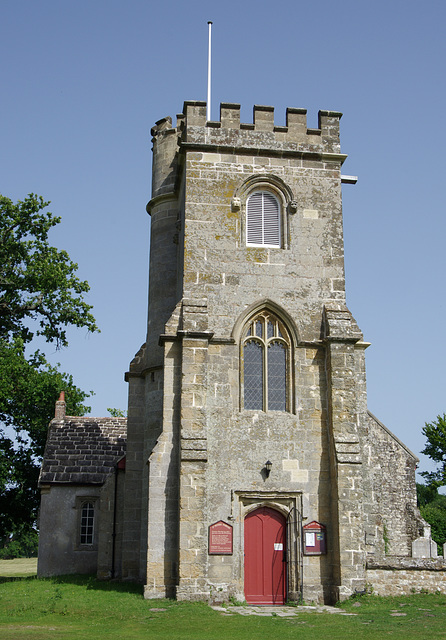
(209, 521), (233, 555)
(303, 521), (327, 555)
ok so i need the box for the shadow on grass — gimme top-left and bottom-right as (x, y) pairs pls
(0, 573), (145, 597)
(0, 575), (39, 584)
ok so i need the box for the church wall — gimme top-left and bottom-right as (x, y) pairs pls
(362, 412), (420, 558)
(144, 102), (370, 604)
(121, 375), (146, 580)
(38, 101), (440, 600)
(144, 340), (181, 598)
(367, 558), (446, 596)
(204, 348), (333, 601)
(323, 336), (367, 600)
(172, 103), (363, 603)
(97, 470), (125, 579)
(174, 325), (370, 603)
(145, 199), (181, 363)
(128, 101), (433, 604)
(38, 485), (100, 576)
(123, 121), (182, 582)
(122, 367), (168, 582)
(181, 147), (345, 341)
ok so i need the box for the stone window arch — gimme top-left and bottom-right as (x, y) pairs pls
(241, 310), (292, 412)
(232, 174), (297, 250)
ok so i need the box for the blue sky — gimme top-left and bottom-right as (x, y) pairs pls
(1, 0), (445, 478)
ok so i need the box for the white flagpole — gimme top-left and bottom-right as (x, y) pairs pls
(207, 21), (212, 122)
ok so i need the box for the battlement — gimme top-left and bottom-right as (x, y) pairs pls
(151, 101), (343, 156)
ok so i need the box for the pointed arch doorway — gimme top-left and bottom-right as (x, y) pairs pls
(244, 507), (286, 604)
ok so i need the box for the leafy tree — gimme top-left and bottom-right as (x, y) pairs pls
(417, 483), (446, 548)
(0, 338), (92, 539)
(0, 193), (97, 346)
(0, 194), (97, 547)
(0, 521), (39, 559)
(416, 481), (438, 507)
(421, 501), (446, 549)
(420, 413), (446, 487)
(107, 408), (127, 418)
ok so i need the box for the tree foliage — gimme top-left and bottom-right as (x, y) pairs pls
(107, 407), (127, 418)
(416, 481), (438, 507)
(418, 415), (446, 550)
(0, 526), (38, 559)
(0, 194), (97, 346)
(0, 194), (97, 549)
(417, 483), (446, 548)
(0, 347), (91, 555)
(420, 413), (446, 487)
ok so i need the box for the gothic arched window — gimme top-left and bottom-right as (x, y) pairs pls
(246, 191), (281, 247)
(242, 311), (291, 411)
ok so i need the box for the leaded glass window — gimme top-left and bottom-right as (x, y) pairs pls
(244, 341), (264, 410)
(268, 342), (287, 410)
(80, 502), (94, 545)
(242, 311), (291, 412)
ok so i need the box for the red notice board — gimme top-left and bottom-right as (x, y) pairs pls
(209, 521), (233, 555)
(303, 521), (327, 555)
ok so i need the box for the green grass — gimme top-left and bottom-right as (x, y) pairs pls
(0, 575), (445, 639)
(0, 558), (37, 577)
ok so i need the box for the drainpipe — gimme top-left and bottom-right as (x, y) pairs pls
(111, 456), (125, 579)
(111, 464), (118, 579)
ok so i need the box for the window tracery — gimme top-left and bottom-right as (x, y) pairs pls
(242, 311), (291, 411)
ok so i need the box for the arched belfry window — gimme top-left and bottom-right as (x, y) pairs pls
(246, 191), (281, 247)
(242, 311), (291, 411)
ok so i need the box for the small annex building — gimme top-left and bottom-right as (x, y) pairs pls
(38, 101), (446, 603)
(38, 396), (127, 578)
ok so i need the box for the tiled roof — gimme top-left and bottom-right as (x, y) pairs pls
(39, 416), (127, 485)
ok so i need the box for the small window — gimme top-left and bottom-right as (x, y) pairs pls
(80, 501), (95, 545)
(246, 191), (281, 247)
(242, 311), (291, 412)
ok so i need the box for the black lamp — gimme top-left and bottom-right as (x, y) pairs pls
(264, 460), (272, 478)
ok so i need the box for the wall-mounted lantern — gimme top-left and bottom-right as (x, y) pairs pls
(264, 460), (272, 478)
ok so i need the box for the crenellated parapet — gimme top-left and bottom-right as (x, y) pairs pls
(150, 101), (343, 158)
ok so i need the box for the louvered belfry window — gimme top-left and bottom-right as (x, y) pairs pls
(243, 311), (290, 411)
(246, 191), (281, 247)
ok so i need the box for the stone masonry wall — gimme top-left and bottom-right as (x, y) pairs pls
(146, 101), (365, 604)
(362, 412), (420, 559)
(367, 558), (446, 596)
(38, 415), (126, 580)
(38, 485), (100, 577)
(180, 104), (346, 344)
(135, 101), (427, 603)
(144, 340), (181, 598)
(177, 334), (210, 601)
(323, 309), (367, 600)
(123, 110), (182, 582)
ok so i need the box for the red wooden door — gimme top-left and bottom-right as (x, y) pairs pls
(244, 507), (286, 604)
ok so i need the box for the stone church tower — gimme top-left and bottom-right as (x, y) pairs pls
(40, 99), (442, 603)
(119, 101), (421, 604)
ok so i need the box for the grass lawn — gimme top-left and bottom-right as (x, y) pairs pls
(0, 558), (37, 578)
(0, 575), (445, 640)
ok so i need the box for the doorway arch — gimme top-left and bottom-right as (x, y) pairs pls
(244, 506), (286, 604)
